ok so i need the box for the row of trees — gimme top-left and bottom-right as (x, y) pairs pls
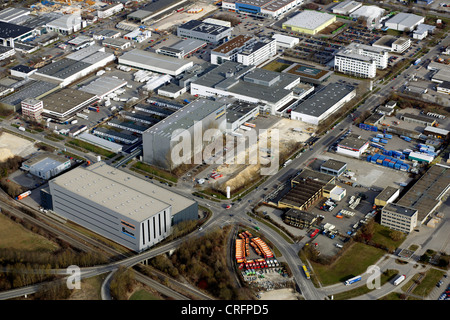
(110, 267), (135, 300)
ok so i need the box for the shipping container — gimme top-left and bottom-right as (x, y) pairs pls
(371, 137), (380, 143)
(380, 139), (388, 144)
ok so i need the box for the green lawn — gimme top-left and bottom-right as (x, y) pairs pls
(132, 161), (178, 183)
(412, 268), (446, 297)
(66, 139), (116, 159)
(371, 223), (406, 252)
(129, 289), (160, 300)
(311, 242), (386, 286)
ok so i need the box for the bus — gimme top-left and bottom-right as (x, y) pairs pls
(302, 265), (310, 280)
(344, 276), (362, 285)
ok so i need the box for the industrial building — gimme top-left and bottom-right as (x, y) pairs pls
(77, 132), (123, 153)
(210, 35), (276, 66)
(0, 21), (35, 46)
(349, 5), (385, 28)
(118, 49), (194, 76)
(45, 14), (85, 35)
(97, 3), (124, 19)
(384, 12), (425, 31)
(102, 38), (132, 51)
(45, 161), (198, 252)
(374, 186), (400, 207)
(278, 169), (335, 211)
(107, 119), (150, 134)
(0, 45), (14, 61)
(331, 0), (362, 15)
(10, 64), (36, 78)
(0, 79), (58, 111)
(0, 7), (31, 24)
(41, 88), (98, 122)
(271, 34), (299, 48)
(21, 153), (71, 180)
(142, 98), (229, 170)
(423, 126), (449, 140)
(33, 46), (115, 87)
(290, 83), (356, 125)
(222, 0), (303, 19)
(413, 24), (436, 40)
(225, 100), (260, 132)
(320, 159), (347, 177)
(381, 203), (418, 234)
(157, 83), (186, 99)
(176, 20), (233, 44)
(190, 61), (301, 115)
(156, 39), (207, 59)
(283, 208), (317, 229)
(396, 164), (450, 224)
(399, 113), (436, 127)
(93, 127), (139, 145)
(282, 10), (336, 35)
(78, 76), (128, 100)
(336, 135), (369, 158)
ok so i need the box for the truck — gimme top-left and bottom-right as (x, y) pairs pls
(413, 58), (421, 66)
(16, 190), (31, 200)
(71, 120), (78, 125)
(394, 274), (406, 286)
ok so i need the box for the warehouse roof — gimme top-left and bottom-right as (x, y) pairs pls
(385, 12), (424, 29)
(35, 59), (92, 80)
(52, 161), (196, 221)
(320, 159), (347, 172)
(144, 98), (228, 138)
(178, 20), (232, 35)
(292, 83), (355, 117)
(396, 164), (450, 222)
(119, 49), (193, 73)
(338, 136), (368, 150)
(41, 88), (97, 115)
(0, 80), (57, 107)
(0, 21), (32, 39)
(78, 76), (127, 97)
(375, 186), (399, 202)
(283, 10), (335, 30)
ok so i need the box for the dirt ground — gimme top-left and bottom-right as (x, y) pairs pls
(0, 132), (36, 161)
(151, 2), (218, 31)
(211, 118), (314, 193)
(258, 288), (301, 300)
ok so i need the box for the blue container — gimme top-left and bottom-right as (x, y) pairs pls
(372, 137), (380, 143)
(385, 134), (393, 139)
(380, 139), (388, 144)
(388, 162), (395, 168)
(376, 134), (384, 138)
(395, 163), (401, 169)
(367, 155), (372, 162)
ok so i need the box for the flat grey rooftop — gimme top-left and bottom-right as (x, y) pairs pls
(119, 49), (192, 72)
(383, 202), (417, 217)
(144, 98), (227, 138)
(35, 59), (92, 80)
(292, 83), (355, 117)
(0, 80), (57, 107)
(283, 10), (335, 30)
(51, 161), (196, 221)
(78, 76), (127, 97)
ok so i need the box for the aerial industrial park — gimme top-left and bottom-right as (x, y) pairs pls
(0, 0), (449, 307)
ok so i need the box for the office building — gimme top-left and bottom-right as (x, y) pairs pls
(413, 24), (435, 40)
(21, 153), (71, 180)
(21, 98), (43, 120)
(177, 20), (232, 44)
(211, 35), (276, 66)
(46, 161), (198, 252)
(156, 38), (206, 59)
(381, 203), (418, 233)
(282, 10), (336, 35)
(290, 83), (356, 125)
(372, 36), (411, 53)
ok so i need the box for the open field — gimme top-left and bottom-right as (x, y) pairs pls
(0, 213), (59, 252)
(311, 242), (385, 286)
